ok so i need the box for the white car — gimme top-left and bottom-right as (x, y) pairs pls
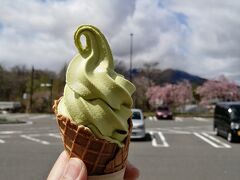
(131, 109), (146, 139)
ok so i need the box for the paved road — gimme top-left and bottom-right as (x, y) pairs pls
(0, 114), (239, 180)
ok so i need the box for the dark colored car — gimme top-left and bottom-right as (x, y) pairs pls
(155, 106), (173, 120)
(214, 102), (240, 142)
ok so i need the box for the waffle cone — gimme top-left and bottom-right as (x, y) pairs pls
(53, 98), (132, 175)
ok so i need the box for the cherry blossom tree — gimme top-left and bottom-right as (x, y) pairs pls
(196, 76), (240, 105)
(145, 85), (163, 108)
(173, 81), (193, 106)
(133, 75), (154, 111)
(146, 81), (193, 108)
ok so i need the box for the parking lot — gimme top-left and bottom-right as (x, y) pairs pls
(0, 114), (239, 180)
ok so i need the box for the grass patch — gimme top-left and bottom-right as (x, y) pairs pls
(0, 117), (25, 124)
(174, 112), (213, 118)
(0, 117), (8, 123)
(143, 112), (155, 118)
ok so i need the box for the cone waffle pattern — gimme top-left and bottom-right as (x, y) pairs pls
(53, 98), (132, 175)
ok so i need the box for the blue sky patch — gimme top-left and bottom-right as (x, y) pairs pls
(157, 0), (169, 8)
(174, 12), (188, 26)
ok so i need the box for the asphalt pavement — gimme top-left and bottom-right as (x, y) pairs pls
(0, 114), (239, 180)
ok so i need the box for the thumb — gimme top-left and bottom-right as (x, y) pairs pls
(62, 158), (88, 180)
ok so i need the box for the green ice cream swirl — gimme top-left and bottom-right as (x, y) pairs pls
(58, 25), (136, 147)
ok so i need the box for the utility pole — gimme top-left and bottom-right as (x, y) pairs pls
(29, 66), (34, 113)
(40, 79), (53, 113)
(130, 33), (133, 82)
(49, 79), (53, 113)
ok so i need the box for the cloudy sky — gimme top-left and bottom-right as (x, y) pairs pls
(1, 0), (240, 84)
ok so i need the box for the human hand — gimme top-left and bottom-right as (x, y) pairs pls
(47, 151), (139, 180)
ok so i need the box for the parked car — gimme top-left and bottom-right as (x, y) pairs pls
(155, 106), (173, 120)
(0, 101), (21, 113)
(131, 109), (146, 139)
(214, 102), (240, 142)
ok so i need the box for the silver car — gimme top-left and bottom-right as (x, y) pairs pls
(131, 109), (146, 139)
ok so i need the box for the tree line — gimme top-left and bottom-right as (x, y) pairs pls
(0, 62), (239, 113)
(0, 64), (67, 112)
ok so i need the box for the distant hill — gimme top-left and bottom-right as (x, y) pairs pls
(150, 68), (206, 85)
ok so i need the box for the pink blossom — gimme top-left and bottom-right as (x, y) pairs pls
(146, 81), (193, 107)
(196, 76), (240, 105)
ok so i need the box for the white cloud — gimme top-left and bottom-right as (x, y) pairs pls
(0, 0), (240, 84)
(169, 0), (240, 83)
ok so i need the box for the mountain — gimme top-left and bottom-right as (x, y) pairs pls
(150, 68), (206, 85)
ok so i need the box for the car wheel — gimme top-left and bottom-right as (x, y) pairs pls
(227, 132), (234, 142)
(214, 127), (219, 136)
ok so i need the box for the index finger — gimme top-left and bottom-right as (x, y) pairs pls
(47, 151), (69, 180)
(124, 161), (140, 180)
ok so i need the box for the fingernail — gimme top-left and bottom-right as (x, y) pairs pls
(128, 162), (139, 172)
(62, 158), (83, 180)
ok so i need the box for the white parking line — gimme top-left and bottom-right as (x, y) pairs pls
(0, 131), (22, 135)
(158, 132), (169, 147)
(0, 139), (5, 143)
(148, 116), (157, 121)
(29, 115), (51, 120)
(194, 117), (209, 122)
(149, 131), (169, 147)
(48, 133), (61, 138)
(174, 125), (210, 130)
(20, 134), (50, 145)
(9, 114), (29, 119)
(193, 132), (231, 148)
(164, 129), (191, 134)
(148, 128), (191, 134)
(175, 117), (183, 122)
(201, 132), (231, 148)
(194, 132), (219, 148)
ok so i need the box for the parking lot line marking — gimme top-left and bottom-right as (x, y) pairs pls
(158, 132), (169, 147)
(193, 117), (209, 122)
(0, 139), (5, 143)
(148, 128), (191, 134)
(148, 116), (157, 121)
(201, 132), (231, 148)
(175, 117), (183, 122)
(149, 131), (169, 147)
(29, 115), (50, 120)
(48, 133), (61, 138)
(0, 131), (22, 135)
(20, 134), (50, 145)
(194, 132), (222, 148)
(165, 130), (191, 134)
(163, 128), (191, 134)
(9, 114), (29, 119)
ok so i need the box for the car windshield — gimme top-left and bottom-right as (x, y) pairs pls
(132, 111), (141, 120)
(230, 105), (240, 122)
(157, 106), (169, 111)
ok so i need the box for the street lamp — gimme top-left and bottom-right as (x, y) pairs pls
(130, 33), (133, 82)
(29, 66), (34, 113)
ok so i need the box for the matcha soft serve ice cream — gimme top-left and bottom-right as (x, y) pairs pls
(53, 25), (136, 178)
(58, 25), (135, 146)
